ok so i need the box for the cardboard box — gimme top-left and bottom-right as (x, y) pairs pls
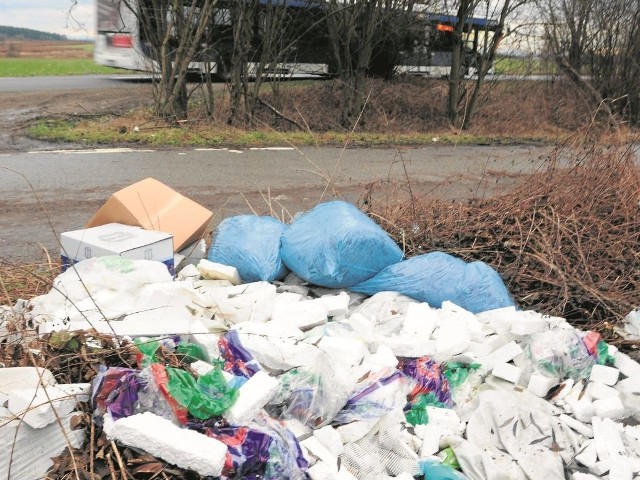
(86, 178), (213, 252)
(61, 223), (174, 274)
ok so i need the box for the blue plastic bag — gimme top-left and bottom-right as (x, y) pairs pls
(208, 215), (288, 283)
(352, 251), (515, 313)
(280, 201), (403, 288)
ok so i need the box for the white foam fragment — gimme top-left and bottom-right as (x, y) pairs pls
(527, 373), (557, 397)
(336, 420), (377, 443)
(589, 461), (610, 476)
(575, 440), (598, 468)
(190, 360), (234, 382)
(316, 336), (367, 367)
(271, 299), (328, 331)
(510, 310), (549, 335)
(559, 414), (594, 438)
(571, 473), (600, 480)
(592, 417), (625, 462)
(313, 293), (350, 318)
(433, 320), (470, 361)
(301, 436), (337, 465)
(590, 364), (620, 386)
(587, 381), (620, 400)
(401, 302), (439, 337)
(313, 425), (344, 457)
(593, 397), (625, 419)
(475, 306), (517, 333)
(197, 259), (241, 285)
(379, 335), (437, 358)
(419, 424), (443, 458)
(481, 341), (523, 369)
(104, 412), (226, 477)
(566, 397), (594, 423)
(492, 362), (522, 384)
(425, 407), (461, 433)
(617, 378), (640, 394)
(224, 371), (279, 425)
(614, 351), (640, 379)
(610, 455), (634, 480)
(8, 385), (78, 429)
(441, 301), (483, 341)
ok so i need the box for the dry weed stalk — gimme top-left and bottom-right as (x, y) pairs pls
(363, 136), (640, 342)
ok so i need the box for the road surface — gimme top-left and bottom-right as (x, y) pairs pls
(0, 144), (553, 263)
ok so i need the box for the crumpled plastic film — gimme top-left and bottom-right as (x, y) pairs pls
(91, 366), (141, 423)
(218, 330), (262, 378)
(165, 366), (239, 420)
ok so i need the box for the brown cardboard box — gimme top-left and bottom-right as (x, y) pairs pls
(86, 178), (213, 252)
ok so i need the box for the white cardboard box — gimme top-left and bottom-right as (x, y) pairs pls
(61, 223), (174, 274)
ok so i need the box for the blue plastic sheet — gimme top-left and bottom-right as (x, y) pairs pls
(208, 215), (288, 282)
(280, 201), (403, 288)
(352, 251), (515, 313)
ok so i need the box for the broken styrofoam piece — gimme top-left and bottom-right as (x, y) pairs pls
(0, 367), (57, 402)
(104, 412), (226, 477)
(480, 340), (524, 369)
(377, 335), (437, 358)
(419, 424), (443, 458)
(315, 336), (368, 368)
(400, 302), (438, 338)
(492, 362), (523, 384)
(271, 298), (328, 331)
(592, 416), (625, 462)
(610, 455), (634, 480)
(197, 259), (241, 285)
(190, 360), (234, 383)
(336, 420), (378, 444)
(559, 414), (594, 438)
(223, 371), (279, 425)
(566, 396), (595, 424)
(432, 317), (471, 361)
(176, 263), (200, 281)
(593, 397), (626, 419)
(614, 351), (640, 379)
(617, 378), (640, 394)
(425, 407), (462, 433)
(575, 440), (598, 468)
(527, 372), (557, 397)
(313, 425), (344, 457)
(589, 364), (620, 386)
(7, 384), (83, 429)
(510, 311), (549, 336)
(301, 435), (338, 466)
(313, 293), (351, 318)
(587, 381), (620, 400)
(306, 461), (358, 480)
(571, 473), (600, 480)
(441, 301), (484, 341)
(475, 306), (517, 334)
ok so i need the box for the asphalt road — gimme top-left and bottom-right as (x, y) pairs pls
(0, 144), (553, 263)
(0, 74), (153, 93)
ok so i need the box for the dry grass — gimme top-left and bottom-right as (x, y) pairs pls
(0, 40), (92, 59)
(361, 130), (640, 346)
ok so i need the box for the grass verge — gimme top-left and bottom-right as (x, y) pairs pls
(0, 58), (127, 77)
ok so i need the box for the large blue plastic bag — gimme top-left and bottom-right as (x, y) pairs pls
(351, 251), (515, 313)
(280, 201), (403, 288)
(207, 215), (288, 283)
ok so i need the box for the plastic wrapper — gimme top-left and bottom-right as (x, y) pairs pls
(400, 356), (453, 406)
(208, 215), (289, 283)
(255, 413), (308, 480)
(523, 329), (596, 381)
(334, 369), (410, 424)
(420, 459), (467, 480)
(219, 330), (262, 378)
(91, 366), (141, 423)
(148, 363), (189, 424)
(352, 252), (515, 314)
(206, 425), (274, 477)
(165, 366), (239, 420)
(280, 201), (403, 288)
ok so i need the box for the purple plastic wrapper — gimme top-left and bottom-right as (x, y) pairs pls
(334, 369), (410, 424)
(218, 330), (261, 378)
(91, 366), (142, 422)
(399, 356), (453, 407)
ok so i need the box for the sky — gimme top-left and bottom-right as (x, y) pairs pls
(0, 0), (95, 39)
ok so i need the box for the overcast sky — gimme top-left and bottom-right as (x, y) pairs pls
(0, 0), (95, 39)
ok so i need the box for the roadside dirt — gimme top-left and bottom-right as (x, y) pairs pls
(0, 83), (155, 153)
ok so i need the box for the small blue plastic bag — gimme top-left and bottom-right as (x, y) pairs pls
(208, 215), (288, 282)
(352, 251), (515, 313)
(280, 201), (403, 288)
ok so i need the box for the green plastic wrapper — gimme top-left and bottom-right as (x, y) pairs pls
(405, 392), (446, 426)
(166, 366), (239, 419)
(439, 447), (461, 470)
(176, 342), (209, 363)
(443, 362), (480, 389)
(135, 338), (161, 368)
(596, 340), (616, 366)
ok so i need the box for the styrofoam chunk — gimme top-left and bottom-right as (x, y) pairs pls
(587, 381), (619, 400)
(511, 312), (548, 335)
(313, 425), (344, 457)
(492, 362), (522, 384)
(481, 341), (523, 369)
(197, 259), (241, 285)
(8, 385), (77, 429)
(336, 420), (377, 444)
(425, 407), (461, 432)
(566, 397), (594, 423)
(589, 364), (620, 386)
(610, 455), (634, 480)
(314, 293), (350, 318)
(575, 440), (598, 468)
(617, 377), (640, 394)
(527, 373), (556, 397)
(589, 460), (610, 476)
(419, 424), (443, 458)
(401, 302), (438, 337)
(224, 371), (279, 425)
(104, 412), (226, 477)
(301, 436), (337, 465)
(571, 473), (600, 480)
(558, 414), (594, 438)
(614, 351), (640, 379)
(593, 396), (625, 419)
(271, 299), (328, 331)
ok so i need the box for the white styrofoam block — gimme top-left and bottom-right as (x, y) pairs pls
(510, 311), (549, 336)
(614, 351), (640, 379)
(610, 456), (634, 480)
(558, 414), (594, 438)
(433, 320), (471, 361)
(379, 336), (436, 358)
(283, 418), (311, 440)
(593, 396), (625, 419)
(617, 377), (640, 394)
(566, 397), (594, 423)
(104, 412), (226, 477)
(592, 416), (625, 462)
(190, 360), (234, 383)
(587, 381), (619, 400)
(527, 373), (557, 397)
(274, 291), (303, 307)
(314, 293), (350, 318)
(8, 385), (78, 429)
(367, 344), (399, 369)
(492, 362), (522, 384)
(560, 379), (580, 402)
(401, 302), (438, 338)
(316, 336), (367, 368)
(589, 461), (610, 476)
(575, 440), (598, 468)
(481, 341), (523, 369)
(313, 425), (344, 458)
(271, 299), (328, 331)
(197, 259), (241, 285)
(0, 367), (57, 404)
(224, 371), (279, 425)
(475, 306), (517, 333)
(589, 364), (620, 386)
(441, 301), (483, 341)
(571, 473), (599, 480)
(176, 263), (200, 281)
(301, 436), (337, 465)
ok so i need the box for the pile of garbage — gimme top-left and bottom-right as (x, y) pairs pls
(2, 192), (640, 480)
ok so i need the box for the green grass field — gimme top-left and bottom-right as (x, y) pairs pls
(0, 58), (127, 77)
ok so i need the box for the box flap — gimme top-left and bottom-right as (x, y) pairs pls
(86, 178), (213, 251)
